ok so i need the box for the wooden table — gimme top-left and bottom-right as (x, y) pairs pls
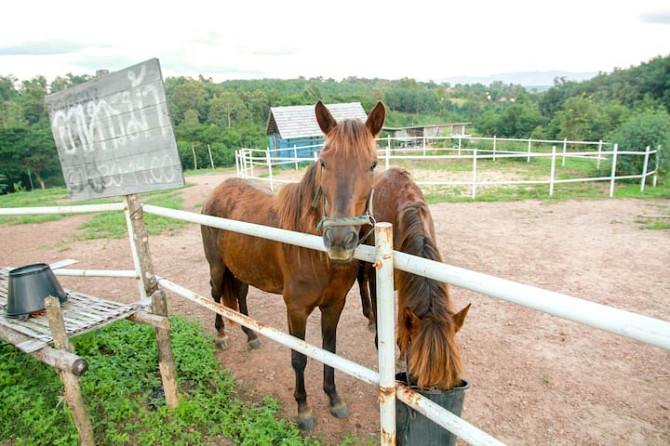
(0, 266), (175, 446)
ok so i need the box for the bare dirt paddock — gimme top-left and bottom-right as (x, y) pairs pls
(1, 171), (669, 445)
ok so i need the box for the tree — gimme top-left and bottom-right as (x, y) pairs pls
(608, 108), (670, 181)
(22, 125), (62, 189)
(208, 92), (248, 128)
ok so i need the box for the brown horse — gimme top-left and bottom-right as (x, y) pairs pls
(358, 168), (470, 390)
(201, 101), (385, 430)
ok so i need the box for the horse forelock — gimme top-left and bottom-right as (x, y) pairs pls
(322, 119), (376, 160)
(403, 314), (463, 390)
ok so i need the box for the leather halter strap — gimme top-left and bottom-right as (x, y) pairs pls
(312, 186), (376, 245)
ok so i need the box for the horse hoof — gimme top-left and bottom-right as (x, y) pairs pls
(296, 412), (316, 431)
(248, 338), (263, 350)
(215, 336), (230, 350)
(329, 402), (350, 419)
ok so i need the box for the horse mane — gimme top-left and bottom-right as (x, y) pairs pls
(395, 201), (463, 389)
(277, 162), (321, 234)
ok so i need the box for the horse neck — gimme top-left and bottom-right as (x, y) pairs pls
(396, 202), (463, 389)
(395, 202), (451, 317)
(277, 162), (320, 234)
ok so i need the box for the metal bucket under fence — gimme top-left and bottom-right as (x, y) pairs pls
(396, 372), (469, 446)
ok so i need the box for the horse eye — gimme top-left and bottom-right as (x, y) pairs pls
(370, 161), (378, 171)
(320, 161), (326, 170)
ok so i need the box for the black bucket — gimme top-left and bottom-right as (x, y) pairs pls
(396, 372), (469, 446)
(6, 263), (68, 319)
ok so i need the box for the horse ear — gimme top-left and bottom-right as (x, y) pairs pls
(366, 101), (386, 138)
(453, 303), (471, 333)
(315, 101), (337, 134)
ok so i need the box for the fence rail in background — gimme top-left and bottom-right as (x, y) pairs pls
(2, 203), (669, 445)
(237, 136), (661, 198)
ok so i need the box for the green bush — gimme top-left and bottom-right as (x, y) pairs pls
(609, 109), (670, 182)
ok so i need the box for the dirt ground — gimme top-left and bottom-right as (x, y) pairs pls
(1, 170), (669, 445)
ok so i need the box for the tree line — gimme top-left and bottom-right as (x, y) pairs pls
(1, 54), (668, 193)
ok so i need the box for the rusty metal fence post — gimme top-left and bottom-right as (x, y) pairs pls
(375, 222), (396, 445)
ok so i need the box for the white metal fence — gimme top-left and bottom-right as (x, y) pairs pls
(2, 202), (669, 445)
(236, 136), (661, 198)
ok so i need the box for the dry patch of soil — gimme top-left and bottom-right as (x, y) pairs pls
(1, 171), (669, 445)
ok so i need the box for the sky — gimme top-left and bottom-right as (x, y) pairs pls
(1, 0), (669, 84)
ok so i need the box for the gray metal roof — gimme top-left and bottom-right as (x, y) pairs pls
(266, 102), (367, 139)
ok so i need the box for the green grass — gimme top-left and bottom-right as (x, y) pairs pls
(0, 316), (317, 446)
(0, 188), (188, 239)
(78, 189), (187, 239)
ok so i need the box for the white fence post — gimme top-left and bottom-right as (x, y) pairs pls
(386, 135), (391, 170)
(549, 146), (557, 196)
(266, 150), (274, 192)
(527, 138), (532, 163)
(493, 135), (497, 162)
(641, 146), (651, 192)
(294, 145), (299, 171)
(375, 222), (396, 445)
(653, 145), (661, 187)
(472, 149), (478, 200)
(458, 134), (462, 156)
(609, 143), (619, 198)
(562, 138), (567, 167)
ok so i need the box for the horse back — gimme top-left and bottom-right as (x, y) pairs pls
(201, 178), (284, 293)
(373, 168), (436, 242)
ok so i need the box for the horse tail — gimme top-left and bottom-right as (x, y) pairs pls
(221, 269), (240, 314)
(404, 316), (463, 390)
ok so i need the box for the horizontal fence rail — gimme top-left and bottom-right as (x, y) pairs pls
(2, 203), (669, 445)
(237, 136), (661, 198)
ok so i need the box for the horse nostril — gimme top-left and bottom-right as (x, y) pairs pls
(323, 228), (334, 247)
(345, 231), (358, 249)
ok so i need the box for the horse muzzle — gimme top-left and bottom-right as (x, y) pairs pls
(322, 225), (359, 263)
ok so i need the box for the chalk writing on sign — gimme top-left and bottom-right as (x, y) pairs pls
(46, 58), (184, 201)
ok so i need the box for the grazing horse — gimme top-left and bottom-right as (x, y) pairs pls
(358, 168), (470, 390)
(201, 101), (385, 430)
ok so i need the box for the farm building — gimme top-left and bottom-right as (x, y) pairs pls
(266, 102), (367, 162)
(384, 122), (471, 145)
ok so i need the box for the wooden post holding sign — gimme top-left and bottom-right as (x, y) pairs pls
(45, 59), (180, 409)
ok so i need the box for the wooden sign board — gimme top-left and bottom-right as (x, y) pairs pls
(45, 58), (184, 201)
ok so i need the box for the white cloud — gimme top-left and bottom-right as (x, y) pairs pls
(1, 0), (668, 82)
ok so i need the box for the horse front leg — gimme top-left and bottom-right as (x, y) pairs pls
(320, 298), (350, 419)
(286, 307), (315, 430)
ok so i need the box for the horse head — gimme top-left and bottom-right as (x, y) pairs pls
(400, 302), (471, 390)
(314, 101), (385, 263)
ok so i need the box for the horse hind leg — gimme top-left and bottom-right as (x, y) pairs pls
(236, 280), (262, 350)
(208, 263), (231, 350)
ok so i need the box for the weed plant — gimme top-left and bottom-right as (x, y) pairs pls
(0, 316), (316, 446)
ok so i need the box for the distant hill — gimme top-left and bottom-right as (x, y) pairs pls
(436, 71), (598, 90)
